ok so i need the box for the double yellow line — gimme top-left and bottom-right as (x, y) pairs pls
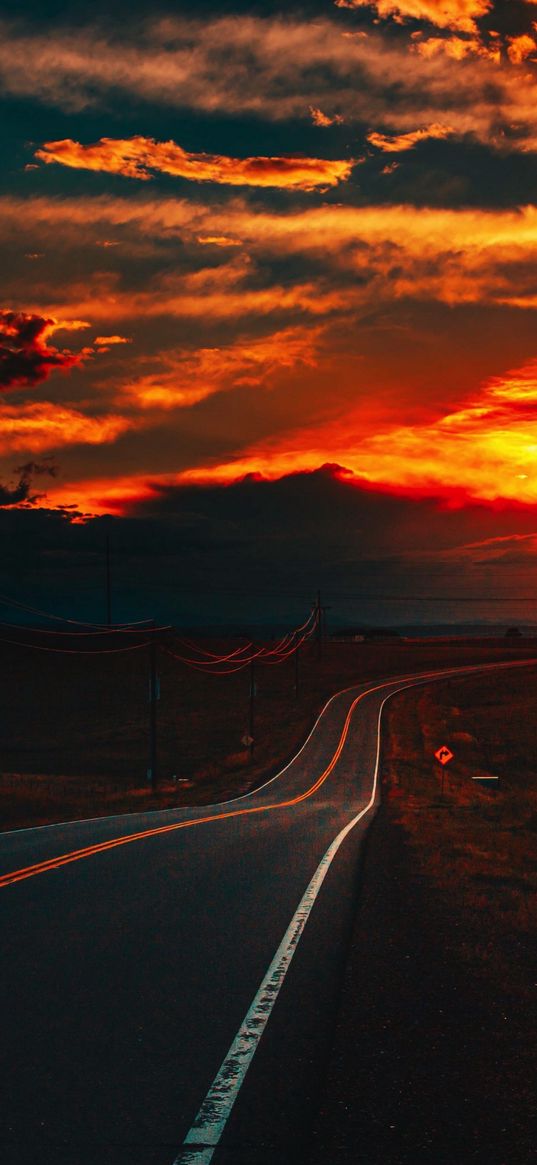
(0, 682), (370, 891)
(6, 660), (508, 893)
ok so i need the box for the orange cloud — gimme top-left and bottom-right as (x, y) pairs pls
(30, 359), (537, 514)
(0, 402), (132, 454)
(334, 0), (491, 34)
(507, 34), (537, 65)
(6, 198), (537, 315)
(41, 474), (159, 516)
(28, 252), (349, 325)
(122, 326), (321, 410)
(94, 334), (131, 346)
(414, 35), (500, 62)
(167, 359), (537, 505)
(35, 136), (355, 191)
(309, 107), (345, 126)
(367, 123), (454, 152)
(8, 199), (537, 322)
(196, 236), (242, 248)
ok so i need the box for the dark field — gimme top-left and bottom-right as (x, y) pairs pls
(383, 665), (537, 994)
(1, 631), (536, 830)
(311, 665), (537, 1165)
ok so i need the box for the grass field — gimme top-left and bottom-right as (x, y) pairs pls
(383, 666), (537, 998)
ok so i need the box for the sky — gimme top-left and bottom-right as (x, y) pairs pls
(2, 0), (537, 625)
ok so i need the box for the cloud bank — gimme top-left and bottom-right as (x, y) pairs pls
(0, 15), (535, 152)
(36, 137), (355, 191)
(334, 0), (491, 34)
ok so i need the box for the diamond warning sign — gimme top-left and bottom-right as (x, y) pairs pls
(435, 745), (454, 766)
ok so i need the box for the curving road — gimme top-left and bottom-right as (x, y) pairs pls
(0, 662), (531, 1165)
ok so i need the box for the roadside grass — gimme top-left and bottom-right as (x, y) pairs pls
(383, 668), (537, 997)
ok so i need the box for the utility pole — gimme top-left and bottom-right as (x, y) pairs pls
(148, 621), (159, 791)
(322, 600), (330, 645)
(315, 590), (331, 661)
(105, 532), (112, 626)
(249, 658), (255, 757)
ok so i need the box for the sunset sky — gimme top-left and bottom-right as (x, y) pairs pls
(2, 0), (537, 624)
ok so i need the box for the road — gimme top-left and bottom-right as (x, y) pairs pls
(0, 662), (530, 1165)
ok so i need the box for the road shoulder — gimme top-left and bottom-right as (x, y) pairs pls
(308, 801), (535, 1165)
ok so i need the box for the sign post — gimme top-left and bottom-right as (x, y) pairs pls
(248, 659), (255, 757)
(148, 621), (159, 791)
(434, 744), (454, 797)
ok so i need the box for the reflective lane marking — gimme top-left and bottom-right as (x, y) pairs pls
(0, 677), (364, 837)
(1, 660), (533, 891)
(173, 656), (537, 1165)
(173, 681), (407, 1164)
(0, 675), (377, 889)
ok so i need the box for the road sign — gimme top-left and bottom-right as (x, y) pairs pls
(241, 734), (254, 748)
(435, 745), (454, 766)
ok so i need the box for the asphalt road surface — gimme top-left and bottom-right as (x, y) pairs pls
(0, 662), (530, 1165)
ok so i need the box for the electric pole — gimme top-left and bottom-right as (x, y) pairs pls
(105, 531), (112, 626)
(314, 590), (331, 661)
(249, 658), (255, 757)
(148, 621), (159, 791)
(316, 590), (323, 660)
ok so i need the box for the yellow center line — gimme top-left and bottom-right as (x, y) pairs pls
(0, 680), (379, 890)
(2, 662), (523, 891)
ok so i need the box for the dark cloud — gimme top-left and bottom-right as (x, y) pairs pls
(482, 1), (537, 38)
(2, 467), (537, 627)
(0, 310), (83, 391)
(0, 459), (57, 507)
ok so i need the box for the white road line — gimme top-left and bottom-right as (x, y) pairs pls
(173, 657), (537, 1164)
(172, 676), (424, 1164)
(0, 679), (362, 837)
(4, 658), (534, 838)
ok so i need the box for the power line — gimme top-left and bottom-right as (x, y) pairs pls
(0, 618), (172, 638)
(0, 589), (164, 630)
(0, 636), (150, 655)
(163, 608), (319, 675)
(324, 594), (537, 603)
(173, 637), (255, 660)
